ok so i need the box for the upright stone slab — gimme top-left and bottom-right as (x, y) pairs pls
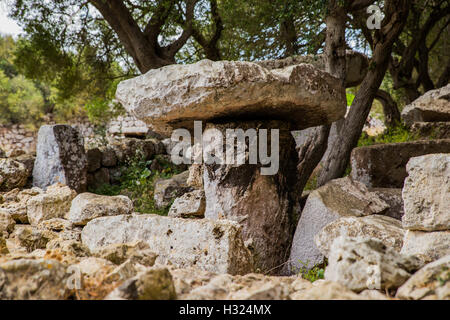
(81, 214), (254, 275)
(401, 84), (450, 126)
(203, 121), (300, 273)
(284, 177), (389, 273)
(402, 154), (450, 231)
(350, 139), (450, 188)
(33, 125), (87, 193)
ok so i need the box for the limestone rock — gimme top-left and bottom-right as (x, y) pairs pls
(0, 236), (8, 254)
(369, 188), (404, 220)
(67, 193), (133, 226)
(351, 140), (450, 188)
(115, 59), (346, 135)
(154, 171), (192, 208)
(0, 187), (43, 223)
(109, 138), (157, 163)
(33, 125), (87, 193)
(402, 154), (450, 231)
(168, 190), (205, 218)
(256, 50), (368, 87)
(285, 177), (389, 272)
(93, 241), (157, 266)
(105, 267), (177, 300)
(290, 280), (362, 300)
(315, 215), (405, 258)
(27, 183), (76, 226)
(0, 159), (29, 191)
(187, 164), (203, 189)
(74, 257), (115, 277)
(0, 259), (69, 299)
(412, 122), (450, 140)
(82, 214), (253, 275)
(0, 210), (15, 237)
(401, 230), (450, 263)
(402, 84), (450, 125)
(396, 255), (450, 300)
(324, 237), (423, 292)
(86, 148), (102, 173)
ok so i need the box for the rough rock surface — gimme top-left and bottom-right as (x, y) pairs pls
(285, 177), (389, 272)
(0, 210), (15, 237)
(86, 148), (102, 173)
(0, 159), (29, 191)
(203, 121), (300, 273)
(33, 125), (87, 193)
(256, 50), (368, 87)
(0, 259), (69, 299)
(115, 59), (346, 135)
(315, 215), (405, 258)
(324, 237), (423, 292)
(0, 188), (43, 223)
(396, 255), (450, 300)
(187, 164), (203, 189)
(351, 139), (450, 188)
(105, 267), (177, 300)
(81, 214), (253, 275)
(400, 230), (450, 263)
(412, 122), (450, 140)
(153, 171), (192, 209)
(66, 193), (133, 226)
(168, 190), (205, 218)
(402, 154), (450, 231)
(27, 184), (76, 226)
(369, 188), (404, 220)
(402, 84), (450, 125)
(93, 241), (157, 266)
(290, 280), (362, 300)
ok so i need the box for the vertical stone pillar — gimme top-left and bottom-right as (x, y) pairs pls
(202, 120), (300, 273)
(33, 125), (87, 193)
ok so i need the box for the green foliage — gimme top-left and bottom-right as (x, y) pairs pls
(294, 259), (327, 283)
(346, 91), (355, 107)
(358, 123), (421, 147)
(89, 153), (184, 215)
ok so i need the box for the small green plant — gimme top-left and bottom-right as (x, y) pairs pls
(88, 151), (184, 215)
(358, 123), (421, 147)
(293, 259), (327, 283)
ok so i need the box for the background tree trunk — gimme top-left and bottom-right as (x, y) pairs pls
(375, 89), (401, 128)
(318, 0), (411, 186)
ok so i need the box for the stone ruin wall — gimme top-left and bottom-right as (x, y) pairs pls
(0, 112), (149, 155)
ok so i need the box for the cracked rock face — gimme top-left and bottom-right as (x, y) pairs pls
(324, 237), (423, 292)
(402, 154), (450, 231)
(32, 125), (87, 193)
(115, 59), (346, 135)
(284, 177), (389, 273)
(81, 214), (253, 275)
(401, 83), (450, 125)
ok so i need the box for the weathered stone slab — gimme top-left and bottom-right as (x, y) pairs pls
(154, 171), (192, 209)
(203, 121), (300, 274)
(315, 215), (405, 258)
(168, 190), (205, 218)
(0, 159), (29, 192)
(67, 193), (133, 226)
(402, 84), (450, 125)
(396, 255), (450, 300)
(81, 214), (253, 275)
(27, 183), (76, 226)
(284, 177), (389, 273)
(369, 188), (404, 220)
(115, 59), (346, 135)
(401, 230), (450, 263)
(350, 139), (450, 188)
(411, 122), (450, 140)
(0, 259), (69, 299)
(325, 237), (423, 292)
(33, 125), (87, 193)
(402, 154), (450, 231)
